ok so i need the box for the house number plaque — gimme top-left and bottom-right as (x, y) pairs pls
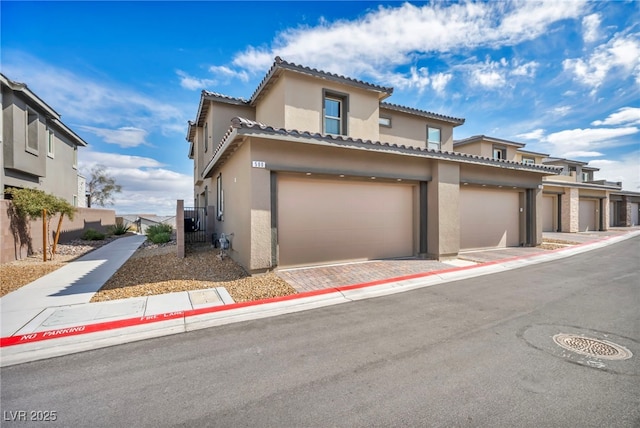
(252, 161), (266, 168)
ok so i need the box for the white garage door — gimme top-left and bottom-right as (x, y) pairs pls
(460, 187), (520, 250)
(542, 196), (555, 232)
(278, 176), (414, 267)
(579, 199), (597, 231)
(632, 203), (639, 226)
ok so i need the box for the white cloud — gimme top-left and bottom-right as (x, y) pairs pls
(591, 107), (640, 126)
(189, 1), (584, 90)
(546, 126), (639, 150)
(563, 31), (640, 89)
(209, 65), (249, 82)
(590, 152), (640, 191)
(582, 13), (601, 43)
(431, 73), (453, 94)
(78, 126), (149, 148)
(516, 128), (546, 140)
(561, 150), (604, 158)
(511, 60), (539, 77)
(177, 70), (216, 90)
(79, 151), (193, 215)
(552, 106), (572, 116)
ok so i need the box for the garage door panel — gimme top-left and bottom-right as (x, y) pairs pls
(278, 176), (413, 267)
(542, 196), (555, 232)
(579, 199), (597, 232)
(460, 188), (520, 250)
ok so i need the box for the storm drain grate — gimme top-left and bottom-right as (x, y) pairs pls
(553, 334), (632, 360)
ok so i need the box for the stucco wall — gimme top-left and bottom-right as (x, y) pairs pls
(258, 72), (381, 141)
(378, 109), (455, 151)
(1, 201), (116, 263)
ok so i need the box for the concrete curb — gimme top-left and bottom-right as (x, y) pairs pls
(1, 230), (638, 367)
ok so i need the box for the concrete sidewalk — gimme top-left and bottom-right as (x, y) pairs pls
(1, 229), (639, 367)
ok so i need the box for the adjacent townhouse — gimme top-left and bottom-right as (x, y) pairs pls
(187, 57), (560, 273)
(1, 73), (87, 206)
(452, 135), (640, 233)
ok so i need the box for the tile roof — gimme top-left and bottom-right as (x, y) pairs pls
(250, 57), (394, 104)
(201, 117), (560, 178)
(381, 102), (465, 126)
(454, 135), (525, 148)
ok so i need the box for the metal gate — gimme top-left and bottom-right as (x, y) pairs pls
(183, 206), (207, 243)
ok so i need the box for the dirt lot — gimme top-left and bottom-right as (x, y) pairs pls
(0, 237), (296, 303)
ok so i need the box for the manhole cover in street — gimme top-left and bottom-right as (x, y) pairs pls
(553, 334), (632, 360)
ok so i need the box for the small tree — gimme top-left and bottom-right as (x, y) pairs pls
(87, 164), (122, 207)
(7, 188), (76, 260)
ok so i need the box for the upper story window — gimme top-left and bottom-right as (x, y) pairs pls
(493, 146), (506, 160)
(581, 171), (591, 182)
(522, 156), (535, 165)
(204, 122), (209, 152)
(323, 90), (348, 135)
(73, 147), (78, 169)
(47, 127), (55, 158)
(427, 127), (441, 151)
(26, 107), (39, 154)
(379, 116), (392, 127)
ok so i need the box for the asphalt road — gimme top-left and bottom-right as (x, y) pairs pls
(1, 237), (639, 427)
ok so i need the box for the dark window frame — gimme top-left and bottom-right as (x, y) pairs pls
(322, 89), (349, 136)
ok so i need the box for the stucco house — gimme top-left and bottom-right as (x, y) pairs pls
(1, 73), (87, 206)
(452, 135), (640, 233)
(186, 57), (563, 273)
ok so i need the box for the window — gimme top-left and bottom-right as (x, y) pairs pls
(427, 127), (441, 151)
(73, 195), (78, 207)
(323, 90), (348, 135)
(493, 146), (506, 160)
(522, 156), (535, 165)
(216, 173), (223, 221)
(581, 172), (590, 182)
(204, 122), (209, 152)
(379, 116), (392, 127)
(26, 108), (39, 154)
(73, 147), (78, 169)
(47, 127), (55, 158)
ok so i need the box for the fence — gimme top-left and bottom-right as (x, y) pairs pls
(183, 206), (208, 244)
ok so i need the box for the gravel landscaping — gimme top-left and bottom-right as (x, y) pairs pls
(0, 236), (297, 303)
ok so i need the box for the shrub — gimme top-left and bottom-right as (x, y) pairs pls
(82, 228), (106, 241)
(146, 224), (173, 244)
(148, 232), (171, 244)
(109, 221), (132, 236)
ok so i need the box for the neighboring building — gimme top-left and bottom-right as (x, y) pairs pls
(453, 135), (640, 232)
(187, 57), (560, 273)
(1, 73), (87, 205)
(120, 214), (176, 235)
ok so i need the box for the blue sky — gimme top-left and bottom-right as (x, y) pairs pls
(2, 1), (639, 215)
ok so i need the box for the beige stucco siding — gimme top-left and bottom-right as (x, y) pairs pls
(258, 72), (381, 140)
(250, 137), (433, 180)
(378, 109), (454, 151)
(256, 76), (286, 129)
(212, 141), (253, 270)
(277, 174), (414, 267)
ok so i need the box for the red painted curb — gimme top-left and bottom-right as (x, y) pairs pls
(1, 233), (628, 348)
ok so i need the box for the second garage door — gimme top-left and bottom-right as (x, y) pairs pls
(460, 187), (521, 250)
(579, 199), (597, 231)
(542, 195), (555, 232)
(278, 175), (414, 267)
